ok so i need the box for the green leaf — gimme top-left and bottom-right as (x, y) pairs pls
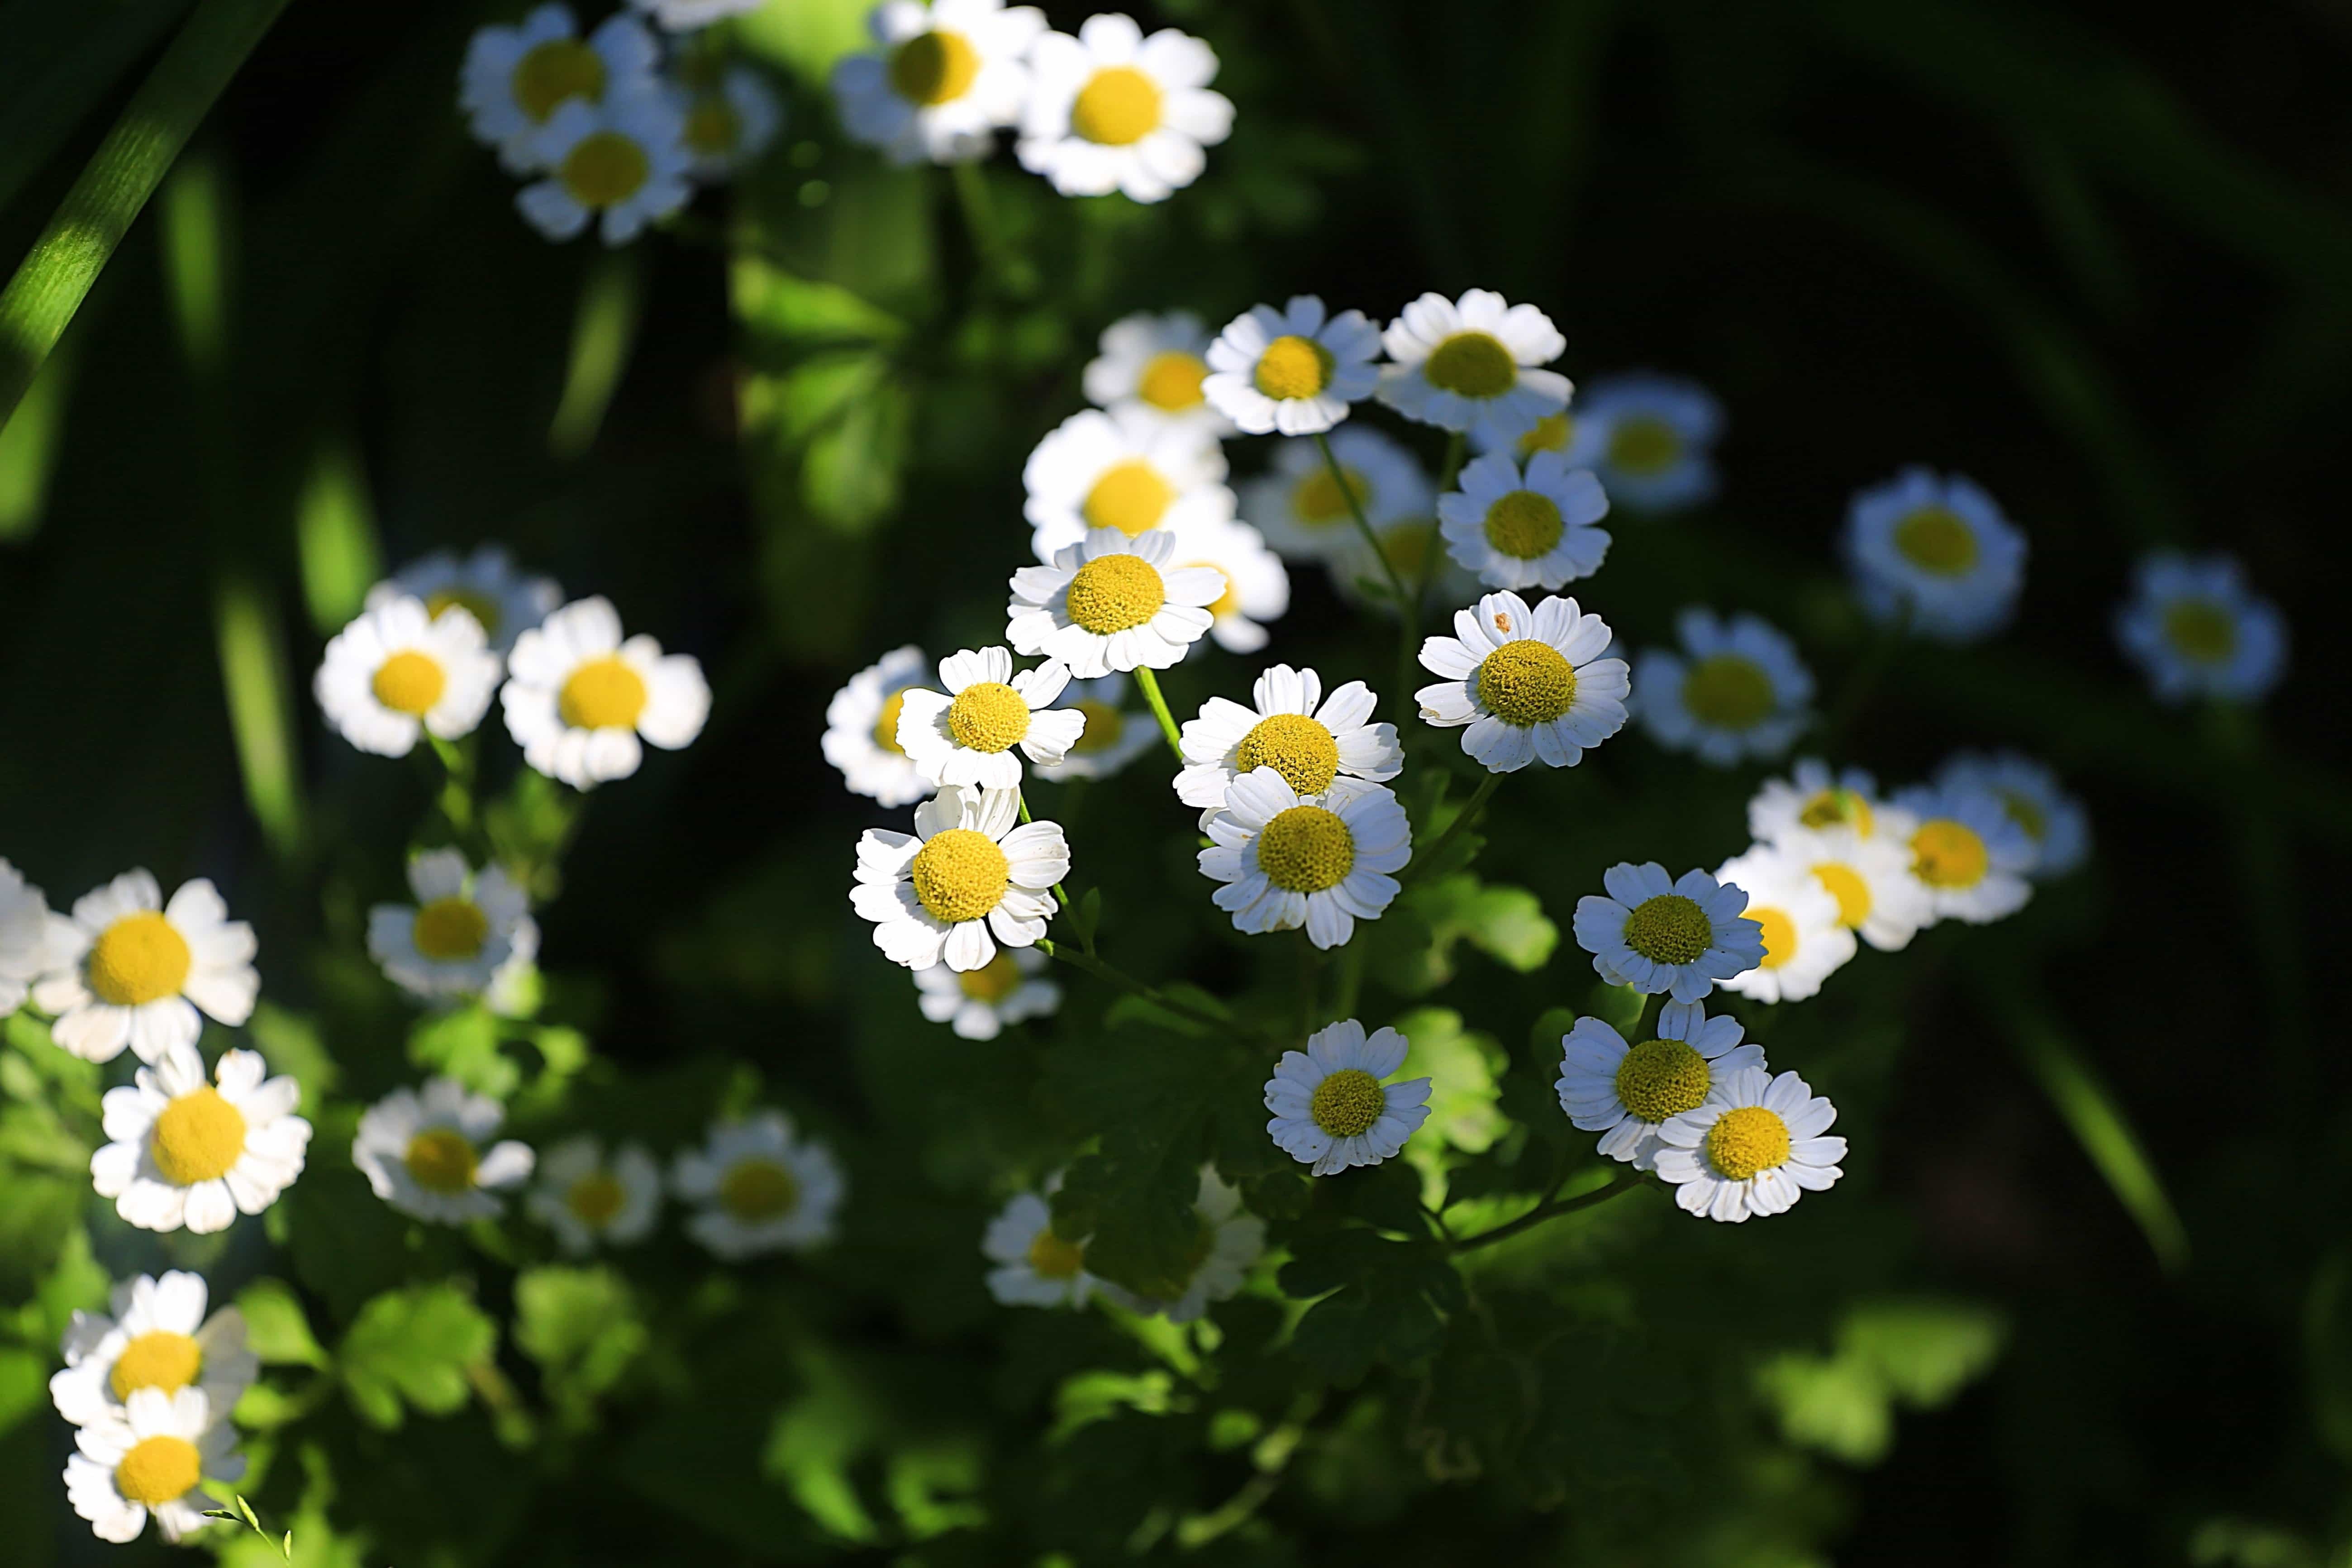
(292, 437), (381, 635)
(514, 1265), (647, 1425)
(1280, 1231), (1464, 1385)
(1753, 1348), (1894, 1464)
(1394, 1008), (1508, 1157)
(1377, 875), (1557, 994)
(337, 1283), (495, 1430)
(235, 1278), (327, 1369)
(407, 1004), (516, 1099)
(1838, 1298), (2006, 1408)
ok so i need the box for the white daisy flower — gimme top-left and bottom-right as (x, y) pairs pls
(1029, 673), (1161, 782)
(352, 1077), (534, 1225)
(1021, 407), (1236, 562)
(36, 872), (257, 1066)
(630, 0), (766, 33)
(501, 595), (710, 789)
(1376, 289), (1572, 448)
(1198, 772), (1409, 951)
(673, 1110), (844, 1258)
(1006, 527), (1223, 678)
(1774, 823), (1932, 954)
(314, 595), (502, 759)
(1568, 372), (1724, 512)
(1653, 1067), (1845, 1223)
(1747, 757), (1887, 846)
(64, 1386), (243, 1545)
(823, 645), (934, 806)
(832, 0), (1045, 166)
(1096, 1166), (1263, 1323)
(1436, 448), (1610, 591)
(1555, 1000), (1764, 1170)
(1471, 407), (1579, 463)
(1843, 467), (2027, 643)
(50, 1272), (257, 1431)
(1175, 663), (1400, 824)
(1414, 590), (1630, 773)
(678, 63), (783, 179)
(460, 5), (661, 174)
(1200, 295), (1382, 437)
(525, 1136), (663, 1254)
(364, 543), (561, 657)
(982, 1187), (1096, 1307)
(516, 94), (694, 246)
(1330, 516), (1482, 618)
(915, 946), (1061, 1040)
(1082, 310), (1232, 439)
(1936, 750), (2090, 879)
(895, 647), (1088, 789)
(852, 783), (1068, 971)
(1016, 13), (1233, 202)
(1263, 1020), (1432, 1177)
(1713, 844), (1857, 1005)
(1634, 606), (1814, 767)
(1171, 518), (1290, 655)
(366, 849), (533, 1001)
(2114, 550), (2288, 705)
(1239, 426), (1432, 563)
(1572, 862), (1765, 1003)
(0, 858), (65, 1015)
(1888, 782), (2036, 925)
(91, 1042), (310, 1235)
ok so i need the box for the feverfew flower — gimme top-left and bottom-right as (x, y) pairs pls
(1263, 1020), (1432, 1176)
(352, 1077), (534, 1225)
(502, 596), (710, 789)
(51, 1272), (257, 1430)
(1936, 750), (2090, 879)
(1199, 773), (1409, 950)
(526, 1136), (663, 1254)
(315, 596), (502, 758)
(1377, 289), (1571, 448)
(1097, 1166), (1263, 1323)
(1175, 664), (1401, 823)
(1415, 590), (1629, 773)
(895, 647), (1087, 789)
(832, 0), (1044, 166)
(1007, 528), (1222, 677)
(1714, 844), (1857, 1005)
(92, 1043), (310, 1235)
(1556, 1001), (1762, 1170)
(1030, 673), (1161, 782)
(1022, 407), (1236, 562)
(2114, 550), (2288, 705)
(1653, 1067), (1845, 1223)
(677, 63), (783, 179)
(0, 858), (62, 1014)
(460, 5), (660, 173)
(366, 544), (561, 656)
(516, 94), (694, 245)
(1170, 518), (1290, 655)
(673, 1110), (844, 1258)
(1889, 782), (2036, 925)
(64, 1387), (242, 1545)
(1083, 310), (1232, 439)
(1240, 426), (1432, 563)
(37, 872), (257, 1066)
(1017, 14), (1233, 202)
(983, 1187), (1096, 1307)
(1635, 607), (1814, 767)
(1748, 757), (1886, 846)
(1776, 824), (1931, 953)
(853, 784), (1067, 971)
(1844, 468), (2026, 642)
(1202, 296), (1381, 437)
(1436, 448), (1610, 591)
(367, 849), (533, 1001)
(915, 946), (1061, 1039)
(1568, 372), (1724, 512)
(823, 645), (934, 806)
(1573, 862), (1764, 1003)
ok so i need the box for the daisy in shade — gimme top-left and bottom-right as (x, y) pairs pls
(915, 947), (1061, 1040)
(1017, 14), (1233, 202)
(1201, 295), (1382, 437)
(92, 1042), (310, 1235)
(1377, 289), (1571, 448)
(516, 93), (694, 245)
(1713, 844), (1857, 1005)
(1775, 823), (1931, 953)
(1437, 448), (1610, 591)
(1569, 373), (1724, 513)
(1653, 1067), (1844, 1223)
(852, 784), (1068, 971)
(501, 596), (709, 789)
(64, 1386), (242, 1544)
(982, 1184), (1097, 1307)
(631, 0), (767, 29)
(315, 596), (502, 759)
(1006, 528), (1222, 677)
(367, 849), (533, 1001)
(677, 62), (783, 179)
(1263, 1020), (1432, 1177)
(1473, 407), (1577, 463)
(366, 545), (560, 657)
(1936, 750), (2090, 879)
(0, 859), (62, 1015)
(2114, 550), (2288, 705)
(1415, 590), (1629, 773)
(1175, 664), (1400, 824)
(1240, 425), (1432, 563)
(1843, 467), (2026, 643)
(1556, 1000), (1763, 1170)
(1022, 407), (1236, 562)
(1096, 1166), (1263, 1323)
(1198, 772), (1409, 950)
(1083, 310), (1232, 439)
(352, 1077), (534, 1225)
(37, 872), (257, 1066)
(895, 648), (1087, 789)
(1889, 782), (2036, 925)
(50, 1272), (257, 1430)
(832, 0), (1044, 166)
(1172, 518), (1290, 655)
(823, 645), (934, 806)
(1030, 673), (1161, 782)
(1747, 757), (1886, 846)
(1573, 862), (1764, 1002)
(673, 1110), (844, 1258)
(1635, 607), (1814, 767)
(1331, 517), (1481, 618)
(526, 1136), (663, 1254)
(460, 5), (660, 173)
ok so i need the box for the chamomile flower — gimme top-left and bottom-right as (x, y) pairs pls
(1573, 862), (1765, 1002)
(1653, 1067), (1845, 1223)
(1377, 289), (1572, 448)
(51, 1273), (257, 1431)
(1843, 467), (2027, 642)
(315, 595), (502, 758)
(1017, 14), (1233, 202)
(1022, 407), (1236, 561)
(1175, 664), (1401, 822)
(1936, 750), (2090, 878)
(1555, 1001), (1763, 1170)
(1713, 844), (1857, 1005)
(852, 784), (1068, 971)
(64, 1386), (242, 1545)
(1569, 373), (1724, 512)
(631, 0), (766, 32)
(1263, 1020), (1432, 1176)
(365, 544), (561, 656)
(517, 94), (694, 245)
(1635, 607), (1814, 767)
(1083, 310), (1233, 439)
(1096, 1166), (1263, 1323)
(1415, 590), (1629, 773)
(1030, 673), (1161, 782)
(1239, 426), (1433, 563)
(1201, 295), (1382, 437)
(2114, 550), (2288, 705)
(1198, 772), (1409, 950)
(1472, 407), (1579, 463)
(525, 1136), (663, 1254)
(673, 1110), (844, 1258)
(367, 849), (533, 1001)
(501, 596), (710, 789)
(1006, 528), (1223, 677)
(915, 946), (1061, 1039)
(983, 1187), (1096, 1307)
(1888, 782), (2036, 925)
(1437, 448), (1610, 591)
(1330, 517), (1481, 617)
(824, 645), (934, 806)
(832, 0), (1045, 166)
(1172, 518), (1290, 654)
(352, 1077), (534, 1225)
(677, 63), (783, 179)
(36, 872), (257, 1066)
(1775, 824), (1931, 953)
(895, 648), (1087, 789)
(0, 859), (62, 1014)
(92, 1043), (310, 1235)
(1747, 757), (1887, 847)
(460, 5), (660, 173)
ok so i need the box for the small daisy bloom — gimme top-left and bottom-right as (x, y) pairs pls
(1175, 663), (1400, 822)
(1263, 1020), (1432, 1177)
(92, 1043), (310, 1235)
(365, 543), (561, 656)
(678, 63), (784, 179)
(1199, 773), (1409, 951)
(1437, 448), (1610, 591)
(1569, 372), (1724, 512)
(915, 946), (1061, 1040)
(896, 647), (1087, 789)
(502, 596), (710, 789)
(1377, 289), (1572, 448)
(823, 645), (934, 806)
(367, 849), (532, 1001)
(64, 1386), (242, 1545)
(1713, 844), (1857, 1005)
(1889, 782), (2036, 925)
(1172, 518), (1290, 655)
(1556, 1001), (1763, 1170)
(1240, 425), (1433, 563)
(517, 93), (693, 245)
(352, 1077), (534, 1225)
(1653, 1067), (1845, 1223)
(1747, 757), (1887, 846)
(1096, 1166), (1263, 1323)
(1775, 823), (1932, 954)
(982, 1187), (1096, 1307)
(673, 1110), (845, 1258)
(37, 872), (257, 1065)
(1030, 673), (1161, 782)
(525, 1136), (663, 1254)
(460, 5), (660, 173)
(51, 1272), (257, 1431)
(1473, 406), (1578, 463)
(631, 0), (766, 32)
(315, 595), (501, 759)
(1415, 590), (1629, 773)
(1083, 310), (1232, 438)
(1635, 606), (1814, 767)
(1017, 14), (1233, 202)
(0, 858), (63, 1013)
(2114, 550), (2288, 705)
(1330, 517), (1482, 617)
(1573, 862), (1765, 1003)
(1006, 527), (1222, 677)
(1022, 407), (1236, 562)
(832, 0), (1044, 165)
(852, 784), (1068, 971)
(1843, 467), (2027, 642)
(1201, 295), (1382, 437)
(1937, 750), (2090, 879)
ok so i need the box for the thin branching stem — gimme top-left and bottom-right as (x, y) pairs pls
(1450, 1170), (1647, 1253)
(1401, 772), (1501, 888)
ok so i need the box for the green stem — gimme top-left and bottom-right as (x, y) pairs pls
(1402, 772), (1501, 887)
(1314, 430), (1411, 612)
(948, 159), (1035, 297)
(1451, 1171), (1646, 1253)
(1132, 667), (1185, 759)
(1330, 939), (1366, 1021)
(1434, 430), (1466, 492)
(1036, 937), (1238, 1035)
(429, 735), (476, 836)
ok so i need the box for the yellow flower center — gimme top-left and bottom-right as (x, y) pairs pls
(909, 828), (1010, 923)
(720, 1157), (798, 1220)
(1377, 521), (1436, 579)
(1998, 787), (2047, 842)
(1422, 331), (1517, 398)
(1064, 553), (1165, 634)
(685, 96), (742, 158)
(1070, 699), (1125, 755)
(1254, 805), (1354, 893)
(1612, 1038), (1711, 1124)
(1252, 334), (1333, 400)
(151, 1087), (248, 1186)
(1309, 1067), (1385, 1137)
(957, 951), (1023, 1002)
(114, 1435), (202, 1508)
(1797, 786), (1872, 835)
(2162, 598), (2237, 662)
(1706, 1105), (1792, 1181)
(567, 1171), (627, 1226)
(1292, 464), (1366, 525)
(1482, 489), (1565, 559)
(559, 654), (648, 730)
(424, 587), (503, 636)
(87, 911), (192, 1007)
(404, 1127), (480, 1195)
(1475, 639), (1578, 727)
(371, 650), (447, 716)
(1234, 713), (1340, 796)
(1192, 563), (1239, 620)
(1516, 411), (1573, 458)
(1680, 654), (1775, 729)
(559, 130), (651, 210)
(946, 682), (1033, 753)
(1623, 893), (1713, 966)
(1893, 506), (1978, 576)
(872, 687), (914, 755)
(1081, 459), (1176, 537)
(110, 1331), (203, 1402)
(1812, 863), (1871, 928)
(510, 38), (605, 123)
(1911, 819), (1989, 889)
(887, 29), (980, 105)
(1070, 65), (1162, 145)
(1606, 415), (1682, 476)
(1752, 907), (1798, 969)
(411, 896), (489, 961)
(1138, 350), (1207, 411)
(1026, 1226), (1086, 1279)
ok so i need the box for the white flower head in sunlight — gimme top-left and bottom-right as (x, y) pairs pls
(367, 849), (533, 1001)
(1176, 663), (1400, 825)
(1415, 591), (1628, 773)
(1022, 407), (1236, 562)
(832, 0), (1046, 165)
(1888, 781), (2037, 926)
(65, 1386), (243, 1544)
(92, 1043), (310, 1235)
(853, 784), (1067, 971)
(823, 645), (935, 807)
(50, 1271), (257, 1431)
(501, 596), (710, 789)
(1653, 1068), (1845, 1223)
(1006, 528), (1222, 678)
(895, 647), (1088, 789)
(1573, 862), (1765, 1003)
(316, 595), (502, 758)
(1264, 1020), (1432, 1176)
(1377, 289), (1572, 448)
(1714, 843), (1857, 1005)
(1198, 772), (1409, 951)
(1083, 310), (1233, 439)
(1202, 295), (1382, 437)
(37, 872), (257, 1065)
(1556, 1000), (1762, 1171)
(1170, 518), (1290, 656)
(1017, 14), (1234, 202)
(353, 1077), (534, 1225)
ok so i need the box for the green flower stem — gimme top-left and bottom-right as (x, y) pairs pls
(1434, 429), (1466, 492)
(1036, 937), (1236, 1035)
(1401, 772), (1502, 889)
(1451, 1170), (1647, 1253)
(428, 735), (477, 837)
(1017, 791), (1071, 907)
(1330, 938), (1366, 1021)
(1314, 429), (1411, 612)
(1132, 666), (1185, 759)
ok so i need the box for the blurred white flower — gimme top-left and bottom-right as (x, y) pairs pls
(92, 1043), (310, 1235)
(1022, 407), (1235, 562)
(461, 5), (661, 173)
(365, 543), (560, 656)
(823, 645), (934, 806)
(915, 946), (1061, 1039)
(516, 94), (694, 245)
(1714, 843), (1857, 1005)
(1240, 425), (1432, 563)
(1634, 606), (1814, 767)
(37, 872), (257, 1065)
(64, 1386), (243, 1544)
(982, 1186), (1096, 1307)
(527, 1136), (664, 1253)
(1436, 448), (1610, 591)
(1843, 467), (2026, 642)
(1889, 782), (2037, 925)
(501, 596), (710, 789)
(1083, 310), (1232, 439)
(833, 0), (1045, 165)
(353, 1076), (534, 1225)
(673, 1110), (845, 1258)
(367, 848), (534, 1001)
(50, 1271), (256, 1430)
(2114, 549), (2287, 705)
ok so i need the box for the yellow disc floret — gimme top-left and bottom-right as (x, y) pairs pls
(946, 682), (1033, 753)
(114, 1435), (202, 1508)
(1064, 553), (1165, 634)
(511, 38), (605, 123)
(560, 654), (648, 730)
(1253, 334), (1333, 400)
(1254, 805), (1355, 894)
(887, 29), (979, 105)
(1607, 415), (1682, 476)
(720, 1157), (798, 1220)
(1475, 639), (1578, 727)
(958, 951), (1023, 1003)
(1292, 464), (1366, 524)
(1082, 459), (1176, 536)
(1680, 654), (1774, 729)
(1798, 786), (1872, 835)
(1309, 1067), (1385, 1138)
(1911, 819), (1989, 889)
(685, 96), (742, 159)
(1483, 490), (1565, 559)
(560, 131), (651, 209)
(1070, 699), (1124, 755)
(1026, 1226), (1086, 1279)
(1422, 331), (1516, 398)
(1516, 411), (1573, 458)
(405, 1128), (479, 1194)
(873, 687), (914, 754)
(1623, 894), (1713, 966)
(909, 829), (1010, 924)
(372, 650), (447, 716)
(110, 1331), (203, 1402)
(411, 897), (489, 961)
(567, 1171), (626, 1225)
(2162, 598), (2236, 662)
(1138, 351), (1207, 411)
(1752, 907), (1797, 969)
(1811, 863), (1871, 928)
(1893, 506), (1978, 575)
(88, 912), (192, 1007)
(1071, 65), (1162, 145)
(150, 1089), (248, 1186)
(425, 587), (502, 636)
(1706, 1105), (1792, 1181)
(1234, 713), (1340, 796)
(1613, 1038), (1711, 1124)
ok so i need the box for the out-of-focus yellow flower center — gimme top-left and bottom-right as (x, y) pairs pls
(1378, 521), (1435, 580)
(1483, 490), (1564, 559)
(412, 897), (489, 961)
(1680, 654), (1774, 729)
(372, 650), (446, 716)
(1027, 1226), (1086, 1279)
(560, 655), (648, 730)
(957, 951), (1023, 1002)
(1188, 562), (1238, 619)
(88, 912), (191, 1006)
(1476, 639), (1577, 726)
(1752, 907), (1797, 969)
(873, 688), (914, 754)
(888, 29), (979, 105)
(1064, 554), (1165, 634)
(1606, 415), (1681, 476)
(1138, 351), (1207, 411)
(1292, 464), (1365, 525)
(1893, 506), (1977, 575)
(685, 97), (742, 158)
(1309, 1068), (1384, 1137)
(910, 829), (1009, 923)
(1623, 894), (1712, 966)
(1998, 788), (2047, 841)
(559, 131), (651, 209)
(1082, 459), (1175, 536)
(1235, 713), (1339, 796)
(151, 1089), (247, 1186)
(1253, 334), (1332, 400)
(2162, 598), (2236, 662)
(1516, 411), (1573, 458)
(1798, 786), (1872, 835)
(1070, 699), (1125, 755)
(1423, 331), (1515, 398)
(511, 38), (605, 123)
(1812, 863), (1871, 928)
(115, 1435), (202, 1507)
(405, 1128), (480, 1194)
(1255, 805), (1354, 893)
(720, 1157), (798, 1220)
(111, 1331), (203, 1402)
(1071, 65), (1162, 145)
(946, 682), (1032, 753)
(1614, 1038), (1710, 1123)
(1911, 819), (1988, 889)
(1707, 1106), (1792, 1181)
(425, 587), (502, 636)
(567, 1171), (627, 1225)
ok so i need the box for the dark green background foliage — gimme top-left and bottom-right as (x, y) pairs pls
(1, 0), (2347, 1562)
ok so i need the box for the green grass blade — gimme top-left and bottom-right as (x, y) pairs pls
(548, 249), (645, 461)
(214, 570), (306, 858)
(0, 335), (73, 539)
